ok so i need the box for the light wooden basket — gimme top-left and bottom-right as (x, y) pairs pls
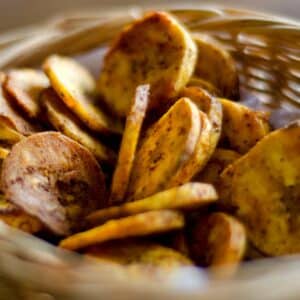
(0, 6), (299, 300)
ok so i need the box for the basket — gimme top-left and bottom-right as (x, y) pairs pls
(0, 6), (299, 300)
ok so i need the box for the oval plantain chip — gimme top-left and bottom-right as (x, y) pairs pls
(1, 132), (107, 236)
(42, 88), (116, 165)
(109, 84), (150, 205)
(98, 11), (197, 117)
(193, 33), (239, 100)
(219, 122), (300, 256)
(4, 69), (49, 119)
(220, 98), (270, 154)
(88, 183), (217, 225)
(187, 77), (221, 97)
(126, 98), (201, 201)
(43, 55), (123, 135)
(60, 210), (184, 250)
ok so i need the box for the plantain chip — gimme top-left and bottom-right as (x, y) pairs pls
(0, 120), (24, 146)
(193, 33), (239, 99)
(126, 98), (201, 201)
(219, 122), (300, 256)
(88, 183), (217, 225)
(187, 77), (221, 97)
(1, 132), (106, 236)
(0, 147), (9, 160)
(43, 55), (123, 135)
(220, 98), (270, 154)
(60, 210), (184, 250)
(110, 84), (150, 205)
(4, 69), (49, 119)
(98, 11), (197, 117)
(42, 88), (116, 165)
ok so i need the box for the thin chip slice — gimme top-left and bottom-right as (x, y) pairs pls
(60, 210), (184, 250)
(0, 120), (24, 146)
(4, 69), (49, 119)
(1, 132), (106, 236)
(193, 33), (239, 99)
(85, 240), (193, 269)
(190, 212), (246, 268)
(220, 98), (270, 154)
(187, 77), (221, 96)
(110, 84), (150, 205)
(43, 55), (123, 135)
(126, 98), (201, 201)
(219, 122), (300, 256)
(42, 88), (116, 165)
(98, 11), (197, 117)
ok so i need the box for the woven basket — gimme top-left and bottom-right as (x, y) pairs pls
(0, 6), (299, 300)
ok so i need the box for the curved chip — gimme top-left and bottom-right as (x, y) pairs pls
(88, 183), (217, 225)
(220, 98), (270, 154)
(187, 77), (221, 97)
(4, 69), (49, 119)
(219, 122), (300, 256)
(126, 98), (201, 201)
(42, 88), (116, 165)
(60, 210), (184, 250)
(0, 121), (24, 146)
(98, 11), (197, 117)
(109, 84), (150, 205)
(1, 132), (106, 236)
(190, 212), (246, 268)
(193, 33), (239, 99)
(43, 55), (123, 135)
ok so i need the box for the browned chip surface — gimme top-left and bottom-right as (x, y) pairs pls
(1, 132), (106, 235)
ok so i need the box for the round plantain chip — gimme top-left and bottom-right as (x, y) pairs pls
(98, 11), (197, 117)
(220, 98), (270, 154)
(85, 240), (193, 269)
(126, 98), (201, 201)
(219, 122), (300, 256)
(190, 212), (246, 268)
(193, 33), (239, 100)
(59, 210), (184, 250)
(1, 132), (107, 236)
(42, 88), (116, 165)
(109, 84), (150, 205)
(88, 183), (217, 225)
(43, 55), (123, 135)
(4, 69), (49, 119)
(187, 77), (221, 97)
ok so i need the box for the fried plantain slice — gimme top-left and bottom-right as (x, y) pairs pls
(109, 84), (150, 205)
(187, 77), (221, 97)
(0, 194), (43, 233)
(4, 69), (49, 119)
(219, 122), (300, 256)
(126, 98), (201, 201)
(42, 88), (116, 165)
(88, 183), (217, 225)
(60, 210), (184, 250)
(0, 147), (9, 159)
(43, 55), (123, 135)
(193, 33), (239, 99)
(98, 11), (197, 117)
(166, 87), (222, 187)
(85, 240), (193, 269)
(220, 98), (270, 154)
(1, 132), (106, 236)
(0, 73), (39, 135)
(195, 148), (241, 185)
(190, 212), (246, 268)
(0, 120), (24, 146)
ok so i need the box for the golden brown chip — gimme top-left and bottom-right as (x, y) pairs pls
(220, 98), (270, 154)
(4, 69), (49, 119)
(0, 147), (9, 159)
(1, 132), (106, 236)
(219, 122), (300, 256)
(126, 98), (201, 201)
(60, 210), (184, 250)
(0, 121), (24, 146)
(187, 77), (221, 96)
(109, 84), (150, 205)
(98, 11), (197, 117)
(42, 88), (116, 165)
(43, 55), (123, 135)
(88, 182), (217, 225)
(190, 213), (246, 268)
(193, 33), (239, 99)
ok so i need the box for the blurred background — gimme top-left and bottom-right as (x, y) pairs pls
(0, 0), (299, 32)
